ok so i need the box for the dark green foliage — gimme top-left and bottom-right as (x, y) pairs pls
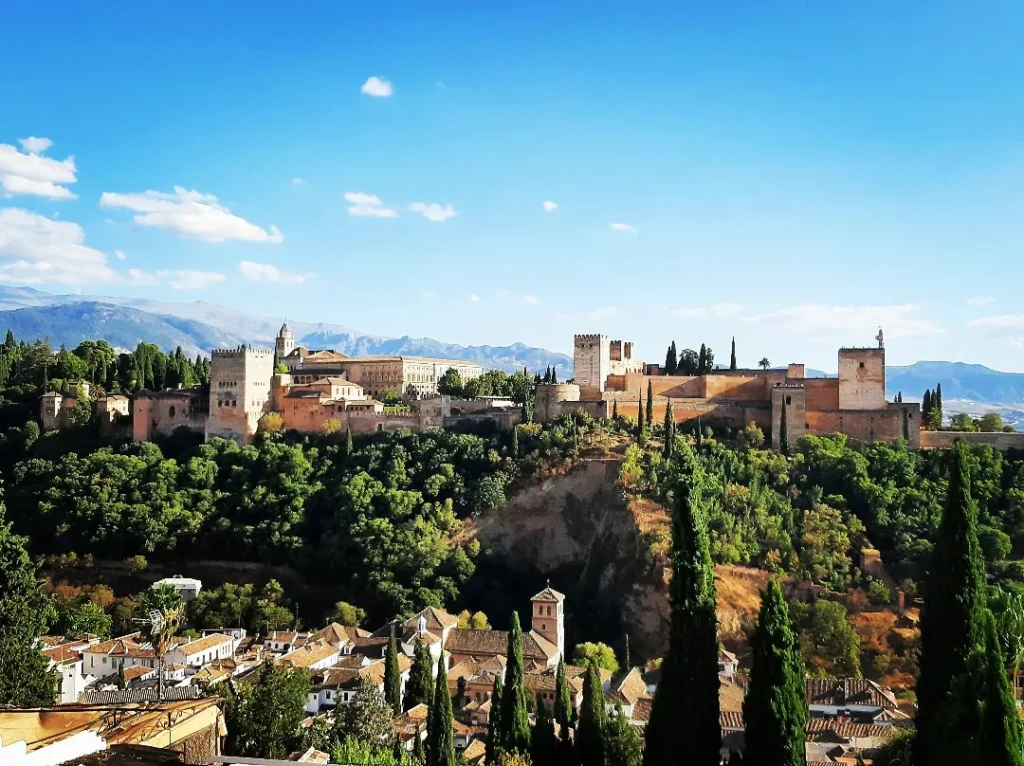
(743, 579), (806, 766)
(622, 634), (631, 673)
(498, 612), (531, 755)
(385, 627), (402, 713)
(554, 657), (574, 731)
(577, 659), (606, 766)
(730, 337), (737, 371)
(698, 344), (707, 375)
(189, 581), (294, 634)
(426, 652), (457, 766)
(487, 674), (504, 764)
(406, 635), (434, 711)
(335, 674), (396, 750)
(0, 506), (57, 706)
(916, 441), (987, 766)
(979, 611), (1024, 766)
(779, 396), (789, 456)
(645, 381), (653, 428)
(344, 426), (354, 457)
(643, 446), (721, 766)
(531, 693), (559, 766)
(662, 400), (675, 460)
(219, 661), (311, 758)
(603, 704), (642, 766)
(664, 342), (678, 375)
(612, 400), (618, 420)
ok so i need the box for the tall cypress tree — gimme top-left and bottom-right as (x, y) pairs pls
(577, 658), (606, 766)
(554, 657), (574, 732)
(552, 367), (558, 384)
(662, 400), (675, 460)
(622, 634), (631, 672)
(743, 579), (806, 766)
(643, 446), (721, 765)
(664, 342), (678, 376)
(384, 627), (402, 713)
(730, 337), (737, 371)
(915, 440), (986, 766)
(511, 426), (520, 459)
(532, 692), (559, 766)
(936, 382), (943, 418)
(344, 426), (354, 457)
(979, 610), (1024, 766)
(498, 612), (531, 755)
(779, 396), (789, 456)
(406, 635), (434, 711)
(426, 651), (457, 766)
(612, 400), (618, 420)
(698, 344), (707, 375)
(636, 395), (644, 438)
(486, 674), (504, 764)
(603, 703), (643, 766)
(645, 381), (654, 428)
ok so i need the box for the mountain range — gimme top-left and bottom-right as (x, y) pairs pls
(0, 287), (1021, 413)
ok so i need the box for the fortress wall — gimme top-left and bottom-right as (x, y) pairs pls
(803, 379), (841, 410)
(838, 348), (886, 410)
(920, 431), (1024, 451)
(805, 408), (904, 445)
(703, 375), (769, 401)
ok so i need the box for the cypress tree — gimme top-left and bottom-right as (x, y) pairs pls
(426, 651), (457, 766)
(577, 658), (606, 766)
(384, 627), (402, 713)
(643, 446), (721, 766)
(116, 661), (126, 691)
(612, 400), (618, 420)
(915, 440), (986, 766)
(406, 635), (434, 711)
(511, 426), (520, 459)
(544, 366), (551, 383)
(779, 396), (789, 456)
(498, 612), (531, 754)
(551, 367), (558, 384)
(636, 395), (644, 438)
(486, 674), (504, 764)
(979, 611), (1024, 766)
(730, 336), (737, 371)
(645, 381), (654, 428)
(531, 692), (559, 766)
(743, 579), (806, 766)
(554, 657), (574, 732)
(662, 400), (675, 460)
(414, 729), (426, 762)
(936, 382), (943, 416)
(344, 426), (354, 457)
(603, 703), (643, 766)
(664, 342), (678, 375)
(698, 344), (707, 375)
(923, 389), (932, 420)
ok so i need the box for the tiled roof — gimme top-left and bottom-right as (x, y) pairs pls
(445, 629), (556, 661)
(122, 666), (156, 683)
(806, 678), (898, 710)
(277, 640), (339, 669)
(524, 673), (558, 693)
(448, 658), (504, 684)
(310, 623), (370, 646)
(314, 667), (362, 690)
(86, 637), (155, 659)
(610, 668), (650, 706)
(719, 677), (746, 713)
(720, 710), (745, 730)
(464, 738), (487, 764)
(531, 587), (566, 603)
(804, 718), (908, 741)
(175, 633), (232, 656)
(267, 630), (310, 645)
(404, 606), (459, 633)
(631, 697), (652, 723)
(79, 686), (202, 704)
(42, 644), (82, 664)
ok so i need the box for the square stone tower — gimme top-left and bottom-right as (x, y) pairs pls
(531, 585), (565, 660)
(838, 348), (886, 410)
(574, 334), (611, 393)
(207, 345), (275, 442)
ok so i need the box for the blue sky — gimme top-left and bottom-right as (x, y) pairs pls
(3, 1), (1024, 371)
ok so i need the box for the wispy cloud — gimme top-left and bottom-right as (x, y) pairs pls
(967, 296), (995, 307)
(409, 202), (457, 223)
(609, 222), (637, 234)
(468, 293), (482, 303)
(361, 76), (393, 97)
(967, 314), (1024, 347)
(522, 294), (540, 305)
(100, 186), (283, 243)
(344, 191), (398, 218)
(114, 249), (127, 261)
(290, 177), (307, 186)
(0, 138), (77, 200)
(742, 303), (942, 340)
(542, 201), (558, 212)
(157, 270), (226, 290)
(239, 260), (309, 285)
(0, 207), (116, 284)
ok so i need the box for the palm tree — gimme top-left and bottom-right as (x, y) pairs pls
(758, 357), (770, 370)
(139, 584), (185, 701)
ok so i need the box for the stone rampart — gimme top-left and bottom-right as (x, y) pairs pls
(920, 430), (1024, 451)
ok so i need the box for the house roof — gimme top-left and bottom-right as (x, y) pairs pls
(404, 606), (459, 634)
(276, 640), (339, 669)
(719, 677), (746, 713)
(121, 666), (156, 683)
(42, 644), (83, 665)
(445, 629), (557, 662)
(531, 586), (566, 603)
(720, 710), (745, 730)
(804, 718), (909, 741)
(805, 678), (898, 710)
(86, 637), (155, 660)
(609, 667), (650, 706)
(631, 698), (652, 723)
(464, 738), (487, 764)
(267, 630), (309, 645)
(175, 633), (232, 656)
(309, 623), (370, 646)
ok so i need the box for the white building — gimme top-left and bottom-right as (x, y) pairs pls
(166, 633), (234, 671)
(152, 575), (203, 602)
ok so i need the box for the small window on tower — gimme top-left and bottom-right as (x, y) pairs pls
(859, 362), (865, 368)
(785, 396), (792, 405)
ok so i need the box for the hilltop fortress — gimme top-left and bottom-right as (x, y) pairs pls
(536, 333), (922, 449)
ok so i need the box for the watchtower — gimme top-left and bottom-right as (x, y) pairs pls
(206, 345), (275, 442)
(531, 585), (565, 660)
(574, 334), (611, 393)
(276, 322), (296, 360)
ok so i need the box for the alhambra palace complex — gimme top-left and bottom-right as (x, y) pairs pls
(42, 323), (1024, 450)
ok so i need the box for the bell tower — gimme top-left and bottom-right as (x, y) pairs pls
(276, 322), (296, 360)
(531, 584), (565, 660)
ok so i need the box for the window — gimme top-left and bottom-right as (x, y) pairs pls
(859, 362), (865, 368)
(169, 406), (176, 417)
(785, 396), (792, 405)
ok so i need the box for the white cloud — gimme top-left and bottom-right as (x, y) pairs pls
(126, 268), (159, 286)
(19, 137), (53, 154)
(742, 303), (942, 340)
(114, 249), (127, 260)
(967, 296), (995, 307)
(522, 294), (540, 305)
(361, 76), (393, 97)
(100, 186), (284, 243)
(0, 140), (77, 200)
(609, 222), (637, 234)
(408, 202), (457, 223)
(291, 177), (306, 186)
(666, 302), (744, 319)
(967, 314), (1024, 346)
(344, 191), (398, 218)
(0, 207), (117, 284)
(238, 260), (308, 285)
(468, 293), (482, 303)
(156, 269), (226, 290)
(543, 201), (558, 212)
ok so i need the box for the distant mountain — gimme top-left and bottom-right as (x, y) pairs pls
(0, 286), (572, 374)
(887, 361), (1024, 405)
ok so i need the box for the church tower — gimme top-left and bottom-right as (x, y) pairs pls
(276, 322), (296, 361)
(531, 585), (565, 660)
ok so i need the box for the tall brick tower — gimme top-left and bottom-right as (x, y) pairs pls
(206, 345), (275, 443)
(531, 585), (565, 661)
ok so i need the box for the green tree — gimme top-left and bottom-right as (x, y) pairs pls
(698, 344), (707, 375)
(730, 337), (737, 371)
(498, 612), (531, 755)
(795, 599), (861, 677)
(531, 692), (559, 766)
(336, 674), (396, 748)
(554, 657), (574, 731)
(437, 369), (464, 396)
(779, 396), (789, 456)
(0, 506), (57, 706)
(645, 381), (654, 428)
(385, 627), (402, 713)
(643, 446), (721, 766)
(603, 704), (642, 766)
(331, 600), (367, 626)
(662, 400), (675, 460)
(612, 400), (618, 420)
(219, 661), (311, 758)
(61, 599), (113, 638)
(759, 357), (770, 370)
(487, 674), (504, 764)
(979, 413), (1005, 433)
(577, 658), (606, 766)
(743, 579), (806, 766)
(978, 611), (1024, 766)
(664, 342), (678, 376)
(406, 635), (434, 711)
(573, 642), (620, 674)
(139, 583), (185, 701)
(426, 651), (457, 766)
(915, 441), (987, 766)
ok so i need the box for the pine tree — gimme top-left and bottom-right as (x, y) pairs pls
(979, 611), (1024, 766)
(384, 627), (402, 713)
(426, 651), (457, 766)
(730, 337), (737, 371)
(406, 635), (434, 711)
(554, 657), (574, 733)
(544, 366), (552, 384)
(698, 344), (707, 375)
(643, 447), (721, 766)
(664, 342), (678, 376)
(915, 440), (987, 766)
(577, 658), (606, 766)
(487, 674), (504, 764)
(645, 381), (654, 428)
(531, 692), (559, 766)
(662, 399), (675, 460)
(779, 396), (789, 456)
(498, 613), (531, 755)
(603, 704), (642, 766)
(0, 506), (57, 706)
(743, 579), (806, 766)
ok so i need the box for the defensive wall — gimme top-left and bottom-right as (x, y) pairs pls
(920, 431), (1024, 451)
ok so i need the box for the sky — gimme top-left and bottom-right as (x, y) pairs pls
(2, 1), (1024, 372)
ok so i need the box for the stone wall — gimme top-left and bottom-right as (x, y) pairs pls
(133, 391), (206, 441)
(920, 430), (1024, 451)
(207, 346), (274, 442)
(771, 386), (807, 450)
(804, 378), (840, 410)
(804, 403), (920, 448)
(573, 334), (611, 392)
(838, 348), (886, 410)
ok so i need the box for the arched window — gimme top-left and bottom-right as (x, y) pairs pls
(169, 406), (176, 417)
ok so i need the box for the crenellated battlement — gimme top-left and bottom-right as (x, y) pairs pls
(210, 345), (274, 358)
(574, 334), (608, 345)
